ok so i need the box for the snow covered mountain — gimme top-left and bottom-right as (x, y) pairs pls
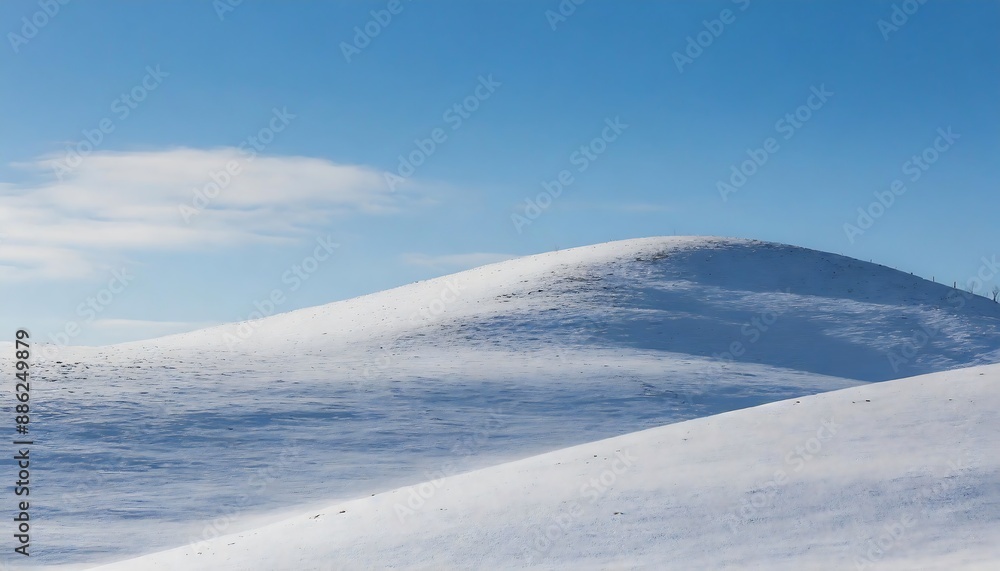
(12, 236), (1000, 568)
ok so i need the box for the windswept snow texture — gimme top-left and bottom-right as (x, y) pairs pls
(10, 237), (1000, 566)
(91, 365), (1000, 570)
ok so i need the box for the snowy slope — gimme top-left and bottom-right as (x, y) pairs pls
(89, 363), (1000, 570)
(103, 236), (1000, 381)
(11, 237), (1000, 567)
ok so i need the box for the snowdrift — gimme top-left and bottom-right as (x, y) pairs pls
(91, 363), (1000, 570)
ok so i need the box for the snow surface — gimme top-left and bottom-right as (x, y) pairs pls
(90, 363), (1000, 570)
(6, 237), (1000, 568)
(107, 236), (1000, 381)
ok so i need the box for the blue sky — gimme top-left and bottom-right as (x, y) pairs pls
(1, 0), (997, 345)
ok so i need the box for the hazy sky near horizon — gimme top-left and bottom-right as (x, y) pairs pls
(1, 0), (997, 345)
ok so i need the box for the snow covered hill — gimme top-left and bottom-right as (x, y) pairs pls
(11, 236), (1000, 567)
(90, 363), (1000, 570)
(106, 236), (1000, 381)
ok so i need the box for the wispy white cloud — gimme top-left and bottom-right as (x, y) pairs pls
(401, 252), (520, 270)
(0, 148), (419, 281)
